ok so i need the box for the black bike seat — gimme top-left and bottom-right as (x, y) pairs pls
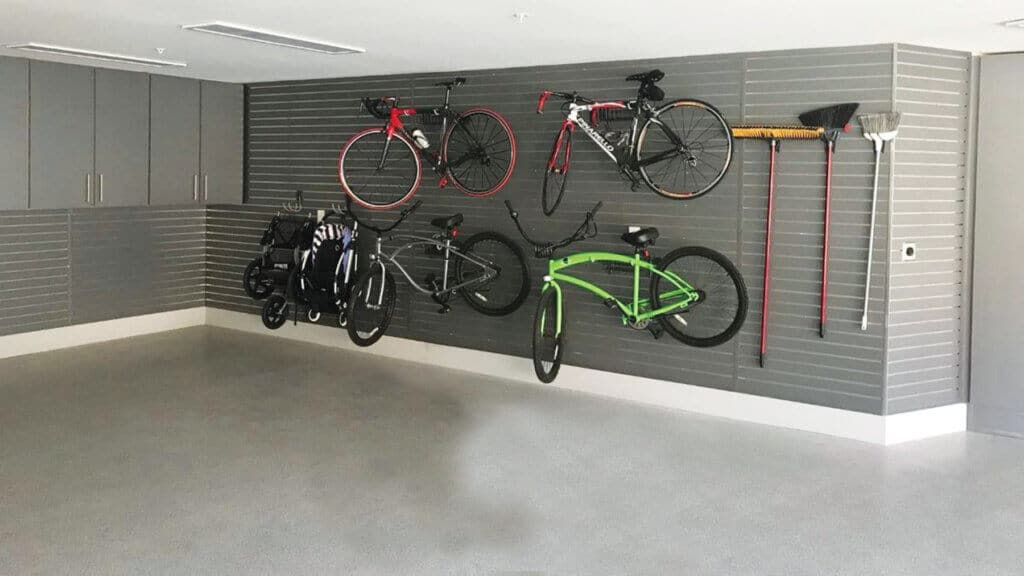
(431, 213), (464, 230)
(434, 77), (467, 88)
(622, 227), (659, 248)
(625, 69), (665, 84)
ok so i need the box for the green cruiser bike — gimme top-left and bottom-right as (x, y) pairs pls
(505, 201), (748, 382)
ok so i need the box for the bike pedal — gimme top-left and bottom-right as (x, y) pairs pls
(648, 323), (664, 339)
(437, 304), (452, 314)
(603, 298), (618, 310)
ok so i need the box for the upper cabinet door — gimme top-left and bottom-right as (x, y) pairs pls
(150, 75), (200, 206)
(200, 81), (244, 205)
(0, 57), (29, 211)
(94, 69), (149, 207)
(29, 61), (95, 209)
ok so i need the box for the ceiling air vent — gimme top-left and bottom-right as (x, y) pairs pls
(181, 22), (364, 54)
(4, 43), (186, 67)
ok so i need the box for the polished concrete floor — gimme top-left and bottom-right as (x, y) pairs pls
(2, 327), (1023, 575)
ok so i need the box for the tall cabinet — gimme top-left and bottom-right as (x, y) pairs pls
(0, 57), (29, 210)
(150, 76), (202, 206)
(201, 81), (244, 204)
(94, 69), (150, 207)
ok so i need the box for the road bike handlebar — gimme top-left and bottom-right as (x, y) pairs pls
(537, 90), (595, 114)
(344, 196), (423, 235)
(505, 200), (602, 257)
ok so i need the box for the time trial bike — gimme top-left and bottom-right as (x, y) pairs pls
(338, 77), (517, 210)
(505, 201), (748, 382)
(537, 69), (733, 215)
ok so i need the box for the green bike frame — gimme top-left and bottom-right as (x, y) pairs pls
(541, 251), (699, 336)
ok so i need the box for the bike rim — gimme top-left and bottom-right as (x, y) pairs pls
(656, 254), (741, 341)
(351, 273), (391, 338)
(535, 293), (560, 375)
(339, 129), (421, 210)
(445, 110), (516, 195)
(638, 102), (732, 198)
(461, 239), (525, 311)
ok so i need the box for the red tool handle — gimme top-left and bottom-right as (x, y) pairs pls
(820, 141), (834, 338)
(537, 91), (552, 114)
(760, 140), (779, 368)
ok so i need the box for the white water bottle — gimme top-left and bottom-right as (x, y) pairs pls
(411, 128), (430, 149)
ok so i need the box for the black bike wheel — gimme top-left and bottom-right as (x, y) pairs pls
(533, 287), (565, 383)
(636, 100), (733, 200)
(650, 246), (747, 347)
(444, 109), (516, 196)
(541, 131), (571, 216)
(346, 267), (397, 347)
(261, 294), (289, 330)
(456, 231), (530, 316)
(243, 257), (274, 300)
(338, 128), (422, 210)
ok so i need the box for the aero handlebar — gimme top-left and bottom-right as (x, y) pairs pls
(505, 200), (602, 257)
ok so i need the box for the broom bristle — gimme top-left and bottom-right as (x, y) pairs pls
(798, 103), (859, 130)
(858, 112), (902, 135)
(731, 125), (824, 140)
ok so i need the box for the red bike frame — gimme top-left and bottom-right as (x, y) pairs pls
(539, 91), (631, 172)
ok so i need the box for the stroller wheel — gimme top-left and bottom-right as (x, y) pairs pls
(308, 310), (321, 323)
(261, 295), (288, 330)
(244, 258), (274, 300)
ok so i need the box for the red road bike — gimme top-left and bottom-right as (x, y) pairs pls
(338, 77), (516, 210)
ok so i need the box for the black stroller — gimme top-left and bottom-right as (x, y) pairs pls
(243, 211), (316, 301)
(261, 207), (362, 330)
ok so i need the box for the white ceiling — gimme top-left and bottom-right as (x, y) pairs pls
(2, 0), (1024, 83)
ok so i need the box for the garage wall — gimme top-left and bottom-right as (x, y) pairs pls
(205, 43), (950, 415)
(885, 45), (973, 414)
(0, 207), (205, 336)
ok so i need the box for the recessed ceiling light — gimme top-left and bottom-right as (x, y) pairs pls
(4, 43), (187, 67)
(181, 22), (364, 55)
(1001, 18), (1024, 28)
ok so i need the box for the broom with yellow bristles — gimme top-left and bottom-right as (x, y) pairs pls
(730, 125), (822, 368)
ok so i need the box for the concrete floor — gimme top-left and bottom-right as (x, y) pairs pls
(2, 328), (1023, 575)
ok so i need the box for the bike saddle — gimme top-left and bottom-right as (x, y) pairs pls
(625, 69), (665, 84)
(434, 77), (467, 88)
(430, 213), (464, 231)
(621, 227), (659, 248)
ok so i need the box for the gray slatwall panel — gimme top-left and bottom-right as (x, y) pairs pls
(0, 210), (70, 335)
(70, 207), (206, 323)
(886, 45), (971, 414)
(0, 206), (204, 335)
(205, 44), (922, 415)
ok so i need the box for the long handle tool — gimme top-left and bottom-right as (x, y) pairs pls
(732, 125), (822, 367)
(798, 103), (859, 337)
(856, 112), (901, 331)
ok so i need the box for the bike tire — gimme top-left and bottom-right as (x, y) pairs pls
(533, 287), (565, 383)
(443, 108), (517, 197)
(346, 267), (397, 347)
(636, 99), (733, 200)
(338, 128), (422, 210)
(649, 246), (747, 347)
(455, 231), (530, 316)
(243, 257), (274, 300)
(541, 130), (571, 216)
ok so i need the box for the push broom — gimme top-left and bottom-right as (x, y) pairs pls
(731, 124), (822, 367)
(857, 112), (901, 331)
(798, 103), (860, 337)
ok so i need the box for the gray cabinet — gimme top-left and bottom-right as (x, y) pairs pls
(200, 81), (244, 204)
(94, 69), (150, 207)
(29, 61), (95, 209)
(150, 76), (201, 206)
(0, 57), (29, 210)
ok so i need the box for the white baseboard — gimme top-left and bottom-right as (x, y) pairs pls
(205, 308), (966, 445)
(0, 307), (207, 360)
(0, 306), (967, 445)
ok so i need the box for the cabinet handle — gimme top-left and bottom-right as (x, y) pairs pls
(193, 174), (199, 201)
(204, 174), (209, 201)
(86, 173), (92, 205)
(98, 174), (104, 204)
